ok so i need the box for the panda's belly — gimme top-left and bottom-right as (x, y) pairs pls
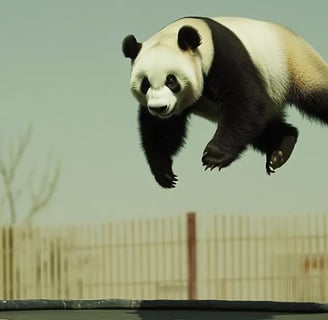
(192, 96), (280, 124)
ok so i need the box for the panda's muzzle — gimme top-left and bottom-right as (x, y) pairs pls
(148, 105), (169, 115)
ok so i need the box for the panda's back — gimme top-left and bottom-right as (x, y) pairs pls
(213, 17), (328, 102)
(214, 17), (290, 105)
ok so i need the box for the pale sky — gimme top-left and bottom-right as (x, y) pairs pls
(1, 0), (328, 225)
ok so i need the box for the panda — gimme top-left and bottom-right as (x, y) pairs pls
(122, 16), (328, 188)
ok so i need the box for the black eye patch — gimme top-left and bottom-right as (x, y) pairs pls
(140, 77), (150, 95)
(165, 74), (181, 93)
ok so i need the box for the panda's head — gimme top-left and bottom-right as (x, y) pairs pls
(122, 26), (203, 118)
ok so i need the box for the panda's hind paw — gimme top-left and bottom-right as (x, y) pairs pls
(266, 135), (297, 175)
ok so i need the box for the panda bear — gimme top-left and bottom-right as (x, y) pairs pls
(122, 16), (328, 188)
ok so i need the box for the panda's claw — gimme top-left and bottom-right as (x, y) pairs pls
(204, 163), (221, 171)
(266, 162), (276, 175)
(157, 172), (178, 188)
(202, 139), (239, 172)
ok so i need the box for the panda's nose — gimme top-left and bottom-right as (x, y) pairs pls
(148, 105), (168, 114)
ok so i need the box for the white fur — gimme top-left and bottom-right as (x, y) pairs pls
(278, 25), (328, 92)
(215, 17), (290, 107)
(147, 86), (177, 118)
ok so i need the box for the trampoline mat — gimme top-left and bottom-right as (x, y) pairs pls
(0, 299), (327, 320)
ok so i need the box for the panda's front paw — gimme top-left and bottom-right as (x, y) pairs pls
(150, 158), (178, 188)
(154, 172), (178, 189)
(202, 140), (238, 171)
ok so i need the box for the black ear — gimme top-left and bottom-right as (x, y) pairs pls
(178, 26), (201, 51)
(122, 35), (142, 59)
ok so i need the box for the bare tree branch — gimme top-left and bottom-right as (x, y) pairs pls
(7, 126), (32, 183)
(0, 193), (7, 223)
(0, 159), (17, 224)
(0, 127), (32, 224)
(24, 162), (61, 225)
(0, 126), (60, 225)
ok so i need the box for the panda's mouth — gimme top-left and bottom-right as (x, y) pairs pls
(147, 105), (175, 118)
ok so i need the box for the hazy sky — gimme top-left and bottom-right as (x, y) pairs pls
(1, 0), (328, 225)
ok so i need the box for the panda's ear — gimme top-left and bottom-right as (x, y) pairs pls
(178, 26), (201, 51)
(122, 35), (142, 60)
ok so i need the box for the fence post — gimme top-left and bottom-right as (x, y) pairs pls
(2, 226), (14, 299)
(187, 212), (197, 300)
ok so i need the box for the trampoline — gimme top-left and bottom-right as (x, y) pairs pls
(0, 299), (327, 319)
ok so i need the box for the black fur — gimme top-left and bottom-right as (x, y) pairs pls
(140, 77), (150, 95)
(289, 89), (328, 124)
(178, 26), (202, 51)
(122, 35), (142, 60)
(198, 17), (276, 171)
(138, 108), (190, 188)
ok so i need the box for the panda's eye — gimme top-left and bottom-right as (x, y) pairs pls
(166, 75), (177, 87)
(166, 74), (180, 93)
(140, 77), (150, 95)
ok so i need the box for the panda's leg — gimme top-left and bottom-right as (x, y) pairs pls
(138, 107), (189, 188)
(201, 95), (268, 171)
(252, 119), (299, 174)
(291, 89), (328, 124)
